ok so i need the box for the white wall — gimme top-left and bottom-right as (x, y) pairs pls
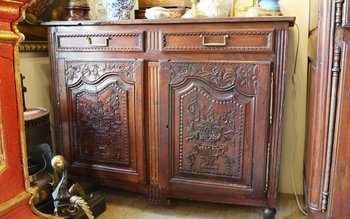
(278, 0), (309, 195)
(20, 52), (51, 112)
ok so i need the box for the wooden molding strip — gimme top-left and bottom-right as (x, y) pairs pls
(321, 46), (342, 212)
(19, 41), (48, 52)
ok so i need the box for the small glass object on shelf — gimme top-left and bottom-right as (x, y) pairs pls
(259, 0), (280, 11)
(103, 0), (136, 20)
(245, 0), (282, 17)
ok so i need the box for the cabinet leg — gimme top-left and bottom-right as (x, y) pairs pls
(148, 184), (169, 205)
(263, 207), (276, 219)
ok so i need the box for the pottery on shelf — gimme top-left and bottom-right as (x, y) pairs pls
(259, 0), (280, 11)
(88, 0), (107, 20)
(103, 0), (136, 20)
(65, 0), (90, 20)
(145, 7), (172, 19)
(196, 0), (234, 18)
(181, 0), (207, 19)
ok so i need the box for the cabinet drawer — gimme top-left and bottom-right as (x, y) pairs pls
(57, 32), (144, 52)
(161, 30), (275, 53)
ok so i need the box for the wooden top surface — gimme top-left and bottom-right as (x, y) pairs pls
(24, 108), (49, 121)
(42, 17), (295, 27)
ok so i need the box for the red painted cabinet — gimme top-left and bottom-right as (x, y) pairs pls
(0, 0), (41, 218)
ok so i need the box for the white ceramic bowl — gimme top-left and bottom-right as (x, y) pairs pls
(145, 7), (172, 19)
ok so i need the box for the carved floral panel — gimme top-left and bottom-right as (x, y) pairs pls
(168, 61), (266, 182)
(169, 62), (258, 95)
(75, 83), (129, 164)
(65, 60), (136, 86)
(179, 87), (244, 178)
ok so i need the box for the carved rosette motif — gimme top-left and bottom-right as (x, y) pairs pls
(65, 60), (135, 86)
(169, 62), (258, 95)
(179, 87), (244, 177)
(75, 83), (129, 164)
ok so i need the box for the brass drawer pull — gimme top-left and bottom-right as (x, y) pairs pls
(86, 36), (111, 47)
(200, 34), (229, 47)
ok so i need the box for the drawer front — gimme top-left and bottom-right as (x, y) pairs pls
(161, 30), (275, 53)
(57, 32), (144, 52)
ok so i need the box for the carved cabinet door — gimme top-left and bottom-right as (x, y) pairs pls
(159, 60), (272, 201)
(59, 58), (145, 184)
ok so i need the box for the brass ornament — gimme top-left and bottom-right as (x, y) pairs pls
(70, 196), (94, 219)
(51, 155), (95, 218)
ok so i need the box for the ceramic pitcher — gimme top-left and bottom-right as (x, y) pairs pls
(103, 0), (135, 20)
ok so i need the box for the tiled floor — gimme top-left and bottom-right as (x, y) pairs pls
(97, 188), (306, 219)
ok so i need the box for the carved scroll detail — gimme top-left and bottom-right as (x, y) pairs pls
(179, 87), (244, 178)
(335, 0), (344, 27)
(169, 62), (258, 95)
(322, 46), (342, 212)
(65, 60), (136, 86)
(75, 83), (129, 164)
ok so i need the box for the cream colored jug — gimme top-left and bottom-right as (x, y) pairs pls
(196, 0), (234, 17)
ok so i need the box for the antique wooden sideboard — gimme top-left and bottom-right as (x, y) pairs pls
(44, 17), (294, 218)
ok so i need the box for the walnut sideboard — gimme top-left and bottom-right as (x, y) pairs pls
(43, 17), (294, 218)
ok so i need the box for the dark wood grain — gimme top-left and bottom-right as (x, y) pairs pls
(306, 0), (350, 218)
(159, 60), (270, 203)
(44, 18), (293, 217)
(306, 0), (327, 212)
(42, 17), (295, 26)
(328, 30), (350, 218)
